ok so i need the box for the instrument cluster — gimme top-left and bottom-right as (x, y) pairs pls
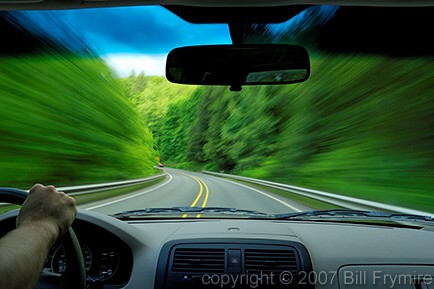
(43, 219), (133, 286)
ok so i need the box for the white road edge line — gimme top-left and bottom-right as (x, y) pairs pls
(84, 173), (173, 210)
(216, 177), (302, 212)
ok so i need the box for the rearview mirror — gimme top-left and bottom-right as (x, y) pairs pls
(166, 44), (310, 91)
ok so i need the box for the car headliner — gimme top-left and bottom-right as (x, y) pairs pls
(0, 0), (433, 11)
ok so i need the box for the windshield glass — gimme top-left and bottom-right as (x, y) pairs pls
(0, 5), (433, 221)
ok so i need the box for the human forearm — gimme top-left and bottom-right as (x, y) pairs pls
(0, 184), (76, 289)
(0, 223), (58, 289)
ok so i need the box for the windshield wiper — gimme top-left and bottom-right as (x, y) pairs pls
(274, 209), (433, 224)
(111, 208), (433, 224)
(111, 206), (270, 219)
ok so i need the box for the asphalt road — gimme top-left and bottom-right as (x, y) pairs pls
(79, 168), (312, 215)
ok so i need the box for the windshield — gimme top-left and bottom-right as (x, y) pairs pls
(0, 5), (433, 221)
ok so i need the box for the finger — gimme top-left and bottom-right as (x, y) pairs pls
(46, 185), (57, 193)
(29, 183), (44, 194)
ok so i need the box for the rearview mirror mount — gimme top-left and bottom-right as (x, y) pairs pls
(166, 44), (310, 91)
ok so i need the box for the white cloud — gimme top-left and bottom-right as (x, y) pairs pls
(102, 53), (167, 77)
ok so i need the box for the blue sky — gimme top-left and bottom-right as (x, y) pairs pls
(24, 6), (232, 76)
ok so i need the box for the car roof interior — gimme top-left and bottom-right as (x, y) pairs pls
(2, 0), (432, 46)
(0, 0), (433, 10)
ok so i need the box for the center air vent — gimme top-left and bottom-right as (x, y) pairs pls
(157, 239), (313, 289)
(172, 248), (225, 273)
(245, 248), (299, 273)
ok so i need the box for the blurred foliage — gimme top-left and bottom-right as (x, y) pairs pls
(0, 55), (157, 188)
(122, 74), (197, 155)
(0, 11), (158, 189)
(127, 54), (434, 212)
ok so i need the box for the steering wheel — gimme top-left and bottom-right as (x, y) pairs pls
(0, 188), (86, 289)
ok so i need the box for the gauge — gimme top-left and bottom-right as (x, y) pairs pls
(91, 248), (120, 281)
(48, 243), (92, 274)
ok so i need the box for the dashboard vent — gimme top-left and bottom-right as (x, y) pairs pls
(172, 248), (225, 273)
(245, 248), (298, 273)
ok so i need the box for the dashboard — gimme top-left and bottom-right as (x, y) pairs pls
(1, 209), (434, 289)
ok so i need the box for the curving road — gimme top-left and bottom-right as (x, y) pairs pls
(79, 168), (312, 215)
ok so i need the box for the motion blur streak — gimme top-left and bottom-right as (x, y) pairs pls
(0, 11), (157, 188)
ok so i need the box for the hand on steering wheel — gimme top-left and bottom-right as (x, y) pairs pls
(0, 187), (86, 289)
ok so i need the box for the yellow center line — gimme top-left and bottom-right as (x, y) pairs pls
(195, 178), (209, 218)
(190, 176), (203, 207)
(200, 180), (209, 208)
(179, 172), (210, 219)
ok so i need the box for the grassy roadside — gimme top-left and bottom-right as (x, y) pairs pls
(0, 55), (158, 189)
(72, 178), (164, 205)
(0, 205), (20, 215)
(0, 176), (166, 214)
(225, 178), (343, 211)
